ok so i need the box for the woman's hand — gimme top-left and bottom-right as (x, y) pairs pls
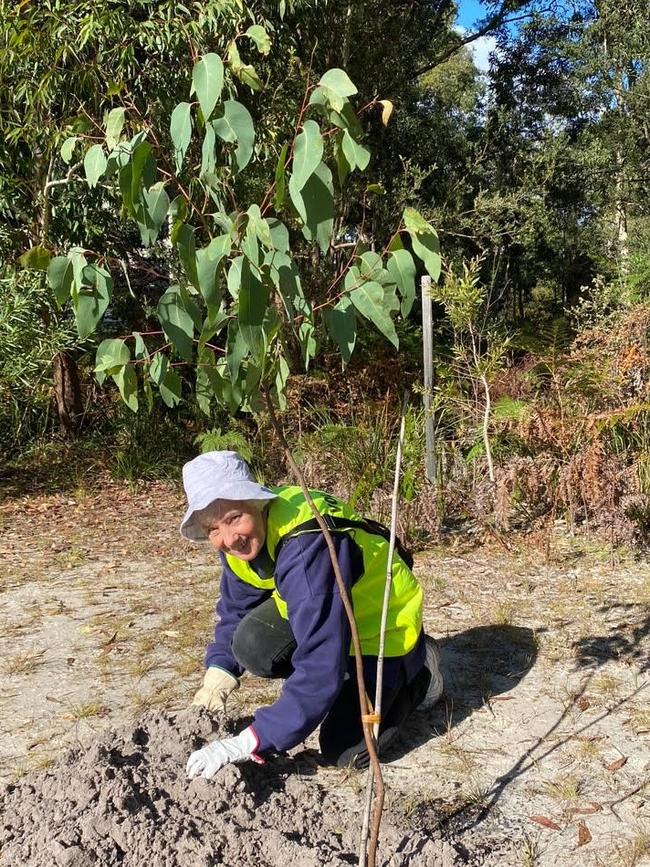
(191, 666), (239, 713)
(186, 726), (263, 779)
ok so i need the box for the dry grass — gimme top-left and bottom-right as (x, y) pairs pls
(458, 777), (490, 809)
(63, 701), (109, 722)
(492, 600), (517, 626)
(594, 672), (621, 697)
(3, 649), (47, 675)
(574, 736), (603, 760)
(629, 706), (650, 734)
(543, 775), (583, 803)
(518, 834), (542, 867)
(603, 827), (650, 867)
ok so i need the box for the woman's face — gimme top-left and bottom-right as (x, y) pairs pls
(204, 500), (267, 561)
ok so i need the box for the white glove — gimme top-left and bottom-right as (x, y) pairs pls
(191, 666), (239, 713)
(186, 726), (263, 779)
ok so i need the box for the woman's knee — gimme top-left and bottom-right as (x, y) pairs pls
(231, 618), (269, 676)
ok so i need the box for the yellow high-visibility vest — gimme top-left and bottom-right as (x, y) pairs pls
(225, 485), (422, 657)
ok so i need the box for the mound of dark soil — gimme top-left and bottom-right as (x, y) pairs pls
(0, 709), (460, 867)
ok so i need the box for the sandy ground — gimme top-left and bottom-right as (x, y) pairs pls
(1, 476), (649, 866)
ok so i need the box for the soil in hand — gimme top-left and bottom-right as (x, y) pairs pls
(0, 708), (461, 867)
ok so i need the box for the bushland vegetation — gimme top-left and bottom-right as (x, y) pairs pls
(2, 0), (650, 550)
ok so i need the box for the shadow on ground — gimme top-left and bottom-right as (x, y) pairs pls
(573, 603), (650, 672)
(385, 624), (539, 763)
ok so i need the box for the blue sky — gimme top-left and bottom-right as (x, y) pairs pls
(456, 0), (496, 73)
(456, 0), (489, 29)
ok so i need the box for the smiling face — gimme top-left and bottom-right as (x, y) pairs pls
(201, 499), (267, 561)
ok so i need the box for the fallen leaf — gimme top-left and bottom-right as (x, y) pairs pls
(576, 695), (590, 711)
(529, 815), (562, 830)
(605, 756), (627, 772)
(577, 821), (592, 847)
(567, 803), (603, 815)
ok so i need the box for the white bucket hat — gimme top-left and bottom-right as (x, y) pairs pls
(180, 450), (277, 542)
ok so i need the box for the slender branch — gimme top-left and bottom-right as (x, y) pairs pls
(359, 398), (408, 865)
(410, 9), (541, 82)
(262, 388), (383, 867)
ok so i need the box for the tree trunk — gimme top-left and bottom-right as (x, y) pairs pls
(53, 351), (83, 437)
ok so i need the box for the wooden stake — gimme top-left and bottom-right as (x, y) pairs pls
(421, 276), (436, 487)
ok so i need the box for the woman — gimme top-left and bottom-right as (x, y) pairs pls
(181, 450), (442, 780)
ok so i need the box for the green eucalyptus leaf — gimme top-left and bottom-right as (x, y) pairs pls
(387, 248), (416, 316)
(268, 218), (290, 254)
(201, 122), (216, 178)
(324, 295), (356, 367)
(192, 53), (224, 122)
(289, 161), (334, 254)
(179, 286), (203, 331)
(131, 141), (156, 205)
(274, 142), (288, 210)
(199, 308), (229, 348)
(196, 245), (221, 310)
(235, 63), (263, 91)
(105, 107), (125, 150)
(403, 207), (432, 235)
(274, 355), (290, 410)
(84, 144), (107, 188)
(342, 129), (370, 171)
(69, 248), (87, 288)
(149, 353), (168, 385)
(175, 223), (199, 288)
(247, 204), (273, 249)
(298, 318), (317, 370)
(138, 182), (169, 246)
(19, 246), (51, 271)
(317, 68), (357, 112)
(195, 363), (213, 415)
(227, 255), (243, 300)
(359, 251), (383, 282)
(238, 258), (268, 361)
(159, 368), (182, 408)
(75, 264), (112, 339)
(60, 136), (78, 164)
(113, 364), (138, 412)
(170, 102), (193, 173)
(47, 256), (74, 305)
(403, 207), (441, 281)
(95, 338), (130, 374)
(349, 280), (399, 348)
(158, 286), (194, 360)
(213, 100), (255, 172)
(241, 223), (259, 266)
(411, 232), (441, 282)
(227, 320), (249, 382)
(133, 332), (149, 360)
(291, 120), (323, 191)
(245, 24), (271, 55)
(334, 132), (350, 186)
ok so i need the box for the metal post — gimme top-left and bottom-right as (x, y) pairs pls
(421, 276), (436, 487)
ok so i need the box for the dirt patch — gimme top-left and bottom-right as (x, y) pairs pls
(0, 708), (460, 867)
(2, 479), (650, 865)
